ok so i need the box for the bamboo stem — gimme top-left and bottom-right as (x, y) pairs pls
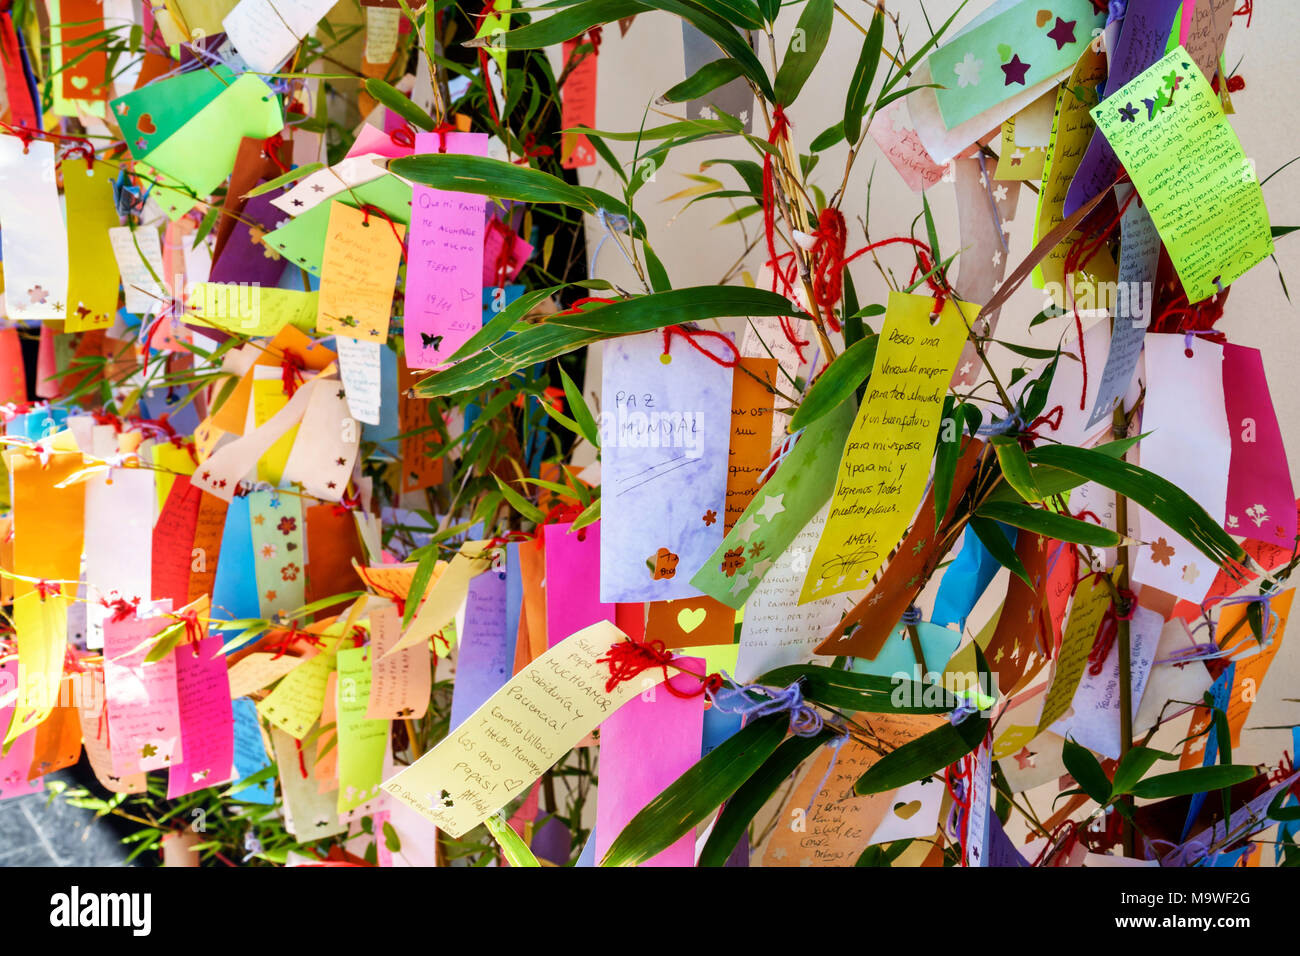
(1112, 404), (1135, 858)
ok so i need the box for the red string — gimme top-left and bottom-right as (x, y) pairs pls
(294, 739), (308, 778)
(358, 203), (408, 257)
(553, 296), (616, 317)
(100, 596), (141, 623)
(331, 488), (362, 517)
(430, 122), (459, 154)
(172, 609), (203, 655)
(809, 208), (847, 329)
(486, 216), (518, 287)
(389, 125), (416, 150)
(34, 579), (61, 600)
(1087, 584), (1137, 676)
(660, 325), (740, 367)
(1234, 0), (1252, 27)
(512, 132), (554, 165)
(596, 638), (723, 699)
(1019, 405), (1064, 448)
(279, 348), (306, 397)
(261, 134), (289, 174)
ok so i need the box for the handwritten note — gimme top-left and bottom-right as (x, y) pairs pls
(152, 476), (203, 609)
(168, 635), (235, 798)
(1085, 185), (1160, 428)
(449, 568), (512, 730)
(800, 292), (969, 603)
(600, 331), (731, 602)
(222, 0), (337, 73)
(1051, 605), (1161, 759)
(735, 505), (861, 681)
(1030, 43), (1117, 301)
(335, 336), (383, 426)
(403, 131), (488, 369)
(258, 643), (336, 740)
(366, 602), (431, 720)
(104, 612), (183, 775)
(868, 100), (949, 192)
(77, 668), (144, 794)
(693, 396), (855, 608)
(1092, 46), (1273, 302)
(560, 37), (598, 168)
(1036, 573), (1113, 732)
(316, 201), (404, 340)
(760, 713), (944, 866)
(382, 620), (652, 837)
(109, 225), (166, 315)
(725, 357), (776, 530)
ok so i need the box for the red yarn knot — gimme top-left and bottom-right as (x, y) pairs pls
(332, 488), (362, 516)
(1087, 585), (1137, 676)
(34, 579), (61, 600)
(261, 134), (289, 173)
(351, 625), (367, 647)
(486, 217), (518, 287)
(269, 624), (304, 660)
(512, 132), (554, 165)
(173, 609), (203, 654)
(809, 208), (848, 329)
(1019, 405), (1064, 448)
(660, 325), (739, 367)
(101, 595), (141, 623)
(596, 638), (722, 699)
(280, 348), (307, 397)
(1234, 0), (1252, 27)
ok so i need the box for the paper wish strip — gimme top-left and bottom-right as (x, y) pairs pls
(382, 621), (656, 838)
(599, 331), (731, 603)
(223, 0), (338, 73)
(1092, 46), (1272, 302)
(799, 292), (970, 603)
(927, 0), (1104, 130)
(0, 137), (68, 320)
(403, 131), (488, 369)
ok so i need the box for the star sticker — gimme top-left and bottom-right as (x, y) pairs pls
(1001, 55), (1030, 86)
(728, 571), (751, 595)
(756, 493), (785, 522)
(335, 457), (346, 466)
(311, 184), (325, 193)
(291, 198), (304, 207)
(993, 184), (1008, 202)
(732, 514), (760, 541)
(959, 361), (974, 376)
(1046, 17), (1076, 50)
(337, 388), (347, 399)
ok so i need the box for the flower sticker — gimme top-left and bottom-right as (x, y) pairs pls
(281, 563), (300, 582)
(1151, 537), (1175, 566)
(277, 516), (298, 535)
(260, 543), (277, 560)
(953, 52), (983, 88)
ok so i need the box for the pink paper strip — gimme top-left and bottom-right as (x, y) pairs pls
(104, 613), (183, 776)
(0, 658), (44, 800)
(1222, 344), (1296, 547)
(167, 635), (235, 798)
(595, 665), (706, 866)
(403, 131), (488, 369)
(544, 520), (616, 647)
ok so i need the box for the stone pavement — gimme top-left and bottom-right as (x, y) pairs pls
(0, 770), (137, 867)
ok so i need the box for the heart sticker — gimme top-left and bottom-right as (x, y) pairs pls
(676, 606), (707, 634)
(892, 800), (922, 820)
(137, 113), (157, 135)
(1036, 9), (1052, 28)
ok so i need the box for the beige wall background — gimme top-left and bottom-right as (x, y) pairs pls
(557, 1), (1300, 854)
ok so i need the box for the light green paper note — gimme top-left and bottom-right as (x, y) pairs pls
(1091, 45), (1273, 303)
(335, 645), (389, 818)
(690, 397), (857, 609)
(139, 73), (284, 220)
(187, 284), (318, 336)
(928, 0), (1104, 130)
(262, 175), (414, 276)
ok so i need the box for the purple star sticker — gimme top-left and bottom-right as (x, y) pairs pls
(1001, 54), (1030, 86)
(1046, 17), (1076, 50)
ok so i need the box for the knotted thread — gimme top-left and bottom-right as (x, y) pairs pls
(1087, 584), (1137, 675)
(707, 678), (823, 736)
(661, 325), (740, 367)
(597, 638), (722, 699)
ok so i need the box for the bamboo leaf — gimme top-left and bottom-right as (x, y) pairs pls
(843, 4), (885, 142)
(468, 0), (649, 49)
(788, 333), (875, 433)
(243, 162), (325, 199)
(484, 813), (541, 866)
(1109, 746), (1171, 798)
(698, 728), (835, 866)
(601, 713), (789, 866)
(1062, 737), (1111, 805)
(363, 78), (436, 131)
(854, 716), (989, 795)
(559, 366), (599, 447)
(391, 153), (594, 208)
(661, 57), (746, 102)
(974, 500), (1122, 549)
(774, 0), (833, 106)
(494, 475), (547, 524)
(546, 285), (802, 335)
(990, 435), (1042, 503)
(968, 516), (1031, 587)
(1128, 765), (1257, 800)
(1025, 444), (1248, 571)
(755, 663), (959, 714)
